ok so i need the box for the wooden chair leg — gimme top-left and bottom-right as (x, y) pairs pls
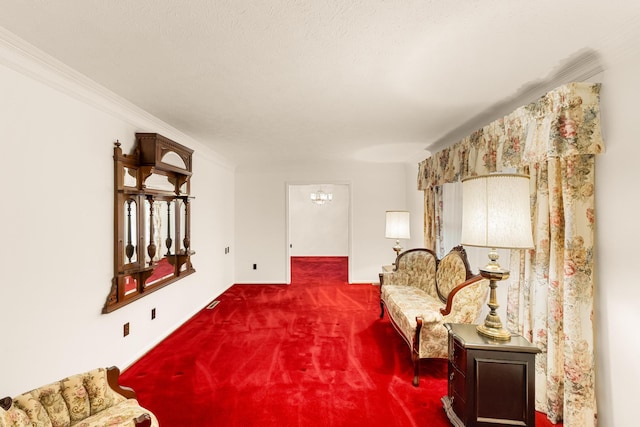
(412, 352), (420, 387)
(134, 413), (152, 427)
(380, 301), (385, 318)
(412, 317), (423, 387)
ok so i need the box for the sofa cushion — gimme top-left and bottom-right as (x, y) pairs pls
(37, 382), (70, 426)
(0, 404), (31, 426)
(61, 373), (91, 423)
(12, 381), (72, 427)
(72, 399), (157, 427)
(9, 391), (53, 426)
(81, 368), (126, 415)
(382, 285), (444, 343)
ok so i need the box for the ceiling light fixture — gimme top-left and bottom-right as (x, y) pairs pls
(310, 190), (333, 205)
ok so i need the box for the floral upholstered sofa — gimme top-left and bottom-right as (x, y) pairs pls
(379, 246), (488, 386)
(0, 366), (158, 427)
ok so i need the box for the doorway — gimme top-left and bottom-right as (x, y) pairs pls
(286, 183), (351, 283)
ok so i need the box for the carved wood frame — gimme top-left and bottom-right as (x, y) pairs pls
(104, 133), (195, 313)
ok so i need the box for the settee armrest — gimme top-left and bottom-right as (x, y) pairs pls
(106, 367), (155, 427)
(106, 366), (137, 400)
(439, 274), (485, 316)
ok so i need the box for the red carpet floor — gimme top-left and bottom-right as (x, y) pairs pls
(121, 256), (559, 426)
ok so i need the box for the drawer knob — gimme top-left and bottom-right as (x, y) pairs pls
(450, 371), (455, 381)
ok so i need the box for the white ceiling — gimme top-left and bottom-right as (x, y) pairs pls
(0, 1), (638, 166)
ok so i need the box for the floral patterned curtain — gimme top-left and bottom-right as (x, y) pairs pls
(417, 82), (604, 425)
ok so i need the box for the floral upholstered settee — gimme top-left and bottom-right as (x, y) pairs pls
(379, 246), (488, 386)
(0, 366), (158, 427)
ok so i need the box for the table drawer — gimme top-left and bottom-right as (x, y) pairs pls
(451, 338), (466, 370)
(451, 388), (466, 420)
(450, 365), (466, 402)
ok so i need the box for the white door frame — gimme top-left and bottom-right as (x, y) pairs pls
(285, 181), (353, 284)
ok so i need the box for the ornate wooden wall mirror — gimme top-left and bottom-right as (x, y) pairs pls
(104, 133), (195, 313)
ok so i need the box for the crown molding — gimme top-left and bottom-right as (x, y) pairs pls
(0, 26), (235, 170)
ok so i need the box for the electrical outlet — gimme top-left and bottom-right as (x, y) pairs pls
(151, 308), (156, 320)
(123, 322), (130, 337)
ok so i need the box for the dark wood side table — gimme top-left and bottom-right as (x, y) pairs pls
(442, 323), (540, 427)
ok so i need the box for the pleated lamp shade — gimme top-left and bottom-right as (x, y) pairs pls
(385, 211), (411, 240)
(461, 174), (534, 250)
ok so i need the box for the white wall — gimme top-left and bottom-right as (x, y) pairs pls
(591, 50), (640, 427)
(235, 160), (413, 284)
(404, 162), (426, 251)
(289, 184), (349, 256)
(0, 44), (235, 396)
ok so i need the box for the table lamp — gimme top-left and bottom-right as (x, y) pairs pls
(461, 173), (534, 340)
(385, 210), (410, 256)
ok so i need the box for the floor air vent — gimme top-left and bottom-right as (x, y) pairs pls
(206, 300), (220, 310)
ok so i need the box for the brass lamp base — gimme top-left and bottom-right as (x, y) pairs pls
(477, 322), (512, 341)
(392, 240), (403, 255)
(477, 263), (511, 341)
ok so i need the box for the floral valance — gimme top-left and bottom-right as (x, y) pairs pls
(417, 82), (604, 190)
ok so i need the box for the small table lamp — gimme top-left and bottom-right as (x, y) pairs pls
(385, 211), (411, 256)
(461, 173), (534, 340)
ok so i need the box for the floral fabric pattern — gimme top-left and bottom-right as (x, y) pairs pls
(443, 279), (489, 325)
(61, 374), (91, 423)
(0, 368), (158, 427)
(417, 82), (603, 426)
(435, 251), (469, 299)
(29, 382), (70, 426)
(73, 400), (155, 427)
(81, 368), (124, 415)
(383, 249), (438, 296)
(382, 285), (445, 347)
